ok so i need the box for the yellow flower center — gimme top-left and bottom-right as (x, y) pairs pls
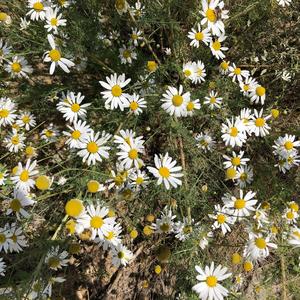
(159, 167), (170, 178)
(206, 8), (217, 22)
(87, 141), (99, 153)
(286, 211), (294, 220)
(22, 115), (30, 123)
(230, 127), (238, 137)
(231, 157), (241, 166)
(184, 69), (192, 77)
(90, 216), (104, 228)
(172, 95), (183, 107)
(0, 109), (9, 118)
(105, 231), (115, 240)
(87, 180), (100, 193)
(111, 85), (122, 97)
(186, 102), (194, 111)
(243, 261), (253, 272)
(255, 118), (265, 127)
(71, 130), (81, 140)
(210, 97), (216, 104)
(234, 68), (241, 75)
(289, 203), (299, 212)
(243, 84), (250, 91)
(234, 198), (246, 209)
(11, 62), (22, 73)
(240, 172), (248, 181)
(118, 251), (125, 259)
(136, 177), (144, 185)
(11, 135), (20, 145)
(147, 61), (158, 72)
(226, 167), (236, 179)
(48, 257), (60, 268)
(195, 32), (204, 41)
(65, 199), (84, 217)
(212, 40), (221, 51)
(129, 101), (139, 111)
(256, 86), (265, 97)
(33, 2), (44, 11)
(255, 238), (266, 249)
(35, 175), (51, 190)
(131, 33), (138, 40)
(293, 231), (300, 239)
(0, 12), (8, 21)
(50, 18), (58, 26)
(220, 61), (228, 70)
(0, 233), (6, 244)
(284, 141), (293, 151)
(217, 214), (226, 224)
(232, 253), (242, 265)
(160, 223), (170, 232)
(49, 49), (61, 62)
(128, 149), (138, 159)
(206, 275), (217, 287)
(20, 170), (29, 182)
(123, 50), (131, 59)
(10, 199), (21, 212)
(71, 103), (80, 112)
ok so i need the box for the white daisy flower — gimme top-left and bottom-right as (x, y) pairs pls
(288, 227), (300, 248)
(183, 61), (196, 80)
(273, 134), (300, 158)
(44, 34), (75, 75)
(235, 165), (254, 188)
(130, 28), (143, 46)
(161, 85), (190, 117)
(222, 190), (257, 221)
(99, 73), (131, 111)
(219, 60), (230, 75)
(223, 151), (249, 169)
(249, 84), (266, 105)
(5, 56), (33, 79)
(8, 224), (28, 253)
(195, 132), (215, 152)
(6, 189), (35, 220)
(96, 223), (122, 250)
(191, 60), (206, 84)
(4, 129), (26, 153)
(0, 225), (11, 253)
(192, 262), (232, 300)
(77, 131), (111, 165)
(151, 207), (176, 234)
(185, 99), (201, 116)
(63, 120), (92, 149)
(210, 34), (228, 60)
(239, 76), (258, 97)
(45, 246), (69, 270)
(147, 153), (183, 190)
(77, 205), (115, 240)
(16, 111), (36, 130)
(119, 45), (137, 64)
(27, 0), (49, 21)
(283, 208), (298, 224)
(0, 39), (11, 64)
(253, 206), (269, 228)
(111, 244), (133, 268)
(57, 0), (73, 8)
(204, 90), (222, 110)
(40, 123), (59, 141)
(114, 129), (141, 146)
(249, 109), (271, 137)
(0, 168), (8, 186)
(131, 0), (145, 17)
(125, 93), (147, 115)
(244, 232), (277, 261)
(221, 117), (247, 148)
(106, 163), (133, 190)
(187, 23), (212, 47)
(11, 160), (39, 193)
(57, 91), (91, 123)
(239, 108), (253, 134)
(116, 138), (145, 169)
(174, 217), (195, 241)
(129, 169), (149, 188)
(0, 258), (6, 276)
(45, 7), (66, 34)
(209, 204), (235, 235)
(228, 63), (250, 82)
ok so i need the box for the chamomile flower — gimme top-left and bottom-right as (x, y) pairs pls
(5, 56), (33, 79)
(111, 244), (133, 268)
(192, 262), (232, 300)
(187, 23), (212, 47)
(277, 0), (291, 7)
(11, 160), (38, 193)
(57, 91), (91, 123)
(253, 206), (269, 228)
(239, 76), (257, 97)
(174, 217), (195, 241)
(228, 63), (249, 83)
(96, 223), (122, 250)
(288, 227), (300, 248)
(27, 0), (49, 21)
(119, 45), (137, 65)
(131, 0), (145, 17)
(0, 39), (11, 64)
(116, 138), (144, 169)
(130, 28), (143, 46)
(183, 61), (196, 80)
(77, 131), (111, 165)
(129, 169), (149, 188)
(283, 208), (298, 224)
(239, 108), (253, 134)
(45, 7), (66, 34)
(249, 84), (266, 105)
(0, 258), (6, 276)
(16, 111), (36, 130)
(151, 207), (176, 234)
(223, 151), (249, 169)
(43, 277), (66, 298)
(161, 85), (190, 117)
(63, 120), (92, 149)
(244, 232), (277, 261)
(191, 60), (206, 84)
(195, 132), (215, 152)
(99, 73), (131, 111)
(0, 225), (11, 253)
(273, 134), (300, 158)
(40, 123), (59, 141)
(235, 165), (254, 188)
(0, 168), (8, 185)
(4, 129), (26, 153)
(222, 190), (257, 220)
(221, 117), (247, 148)
(44, 34), (75, 75)
(250, 109), (271, 137)
(125, 93), (147, 115)
(57, 0), (73, 8)
(185, 99), (201, 116)
(45, 246), (69, 270)
(200, 0), (229, 36)
(8, 224), (28, 253)
(106, 163), (132, 190)
(147, 153), (183, 190)
(77, 205), (115, 240)
(210, 34), (228, 60)
(204, 90), (222, 110)
(209, 204), (235, 235)
(6, 189), (35, 220)
(114, 129), (140, 146)
(219, 60), (230, 75)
